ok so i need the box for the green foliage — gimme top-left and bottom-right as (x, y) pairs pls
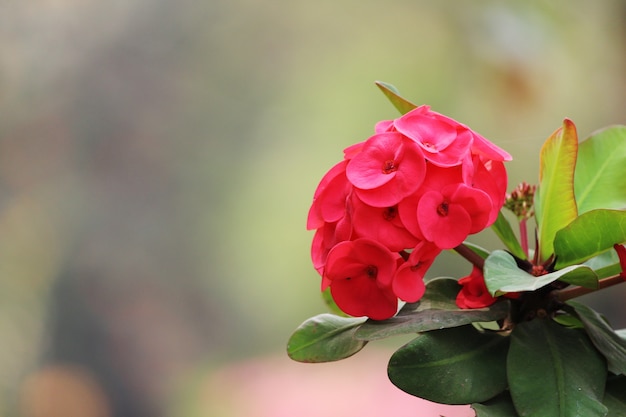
(490, 212), (527, 260)
(536, 119), (579, 262)
(355, 278), (509, 341)
(472, 392), (519, 417)
(287, 314), (367, 362)
(554, 209), (626, 269)
(604, 376), (626, 416)
(507, 318), (608, 417)
(567, 301), (626, 375)
(375, 81), (417, 115)
(574, 126), (626, 214)
(484, 250), (598, 296)
(388, 325), (509, 404)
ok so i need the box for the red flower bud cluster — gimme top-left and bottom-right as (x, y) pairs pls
(307, 105), (511, 320)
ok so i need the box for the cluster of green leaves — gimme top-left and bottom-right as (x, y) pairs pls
(288, 83), (626, 416)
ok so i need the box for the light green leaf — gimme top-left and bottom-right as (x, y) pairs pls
(567, 301), (626, 375)
(388, 325), (509, 404)
(575, 125), (626, 214)
(472, 392), (519, 417)
(508, 318), (608, 417)
(584, 250), (622, 279)
(491, 211), (527, 260)
(287, 314), (366, 363)
(536, 119), (579, 262)
(484, 250), (597, 296)
(554, 209), (626, 269)
(375, 81), (417, 115)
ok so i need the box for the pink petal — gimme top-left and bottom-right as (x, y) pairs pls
(417, 191), (472, 249)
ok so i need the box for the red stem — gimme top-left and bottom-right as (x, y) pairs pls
(554, 274), (625, 302)
(453, 244), (485, 270)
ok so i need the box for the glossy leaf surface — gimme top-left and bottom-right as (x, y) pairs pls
(355, 278), (509, 340)
(388, 325), (509, 404)
(584, 249), (622, 279)
(491, 211), (526, 260)
(287, 314), (366, 363)
(536, 119), (579, 262)
(568, 301), (626, 375)
(375, 81), (417, 115)
(508, 318), (608, 417)
(575, 125), (626, 214)
(554, 209), (626, 269)
(484, 250), (597, 296)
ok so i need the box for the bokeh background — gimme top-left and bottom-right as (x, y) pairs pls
(1, 1), (625, 416)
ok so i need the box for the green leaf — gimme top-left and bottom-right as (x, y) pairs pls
(388, 325), (509, 404)
(604, 376), (626, 416)
(355, 277), (497, 339)
(554, 209), (626, 269)
(356, 299), (510, 341)
(567, 301), (626, 375)
(484, 250), (598, 296)
(584, 250), (622, 279)
(536, 119), (579, 262)
(287, 314), (367, 363)
(575, 125), (626, 214)
(472, 392), (519, 417)
(507, 318), (608, 417)
(491, 211), (527, 260)
(375, 81), (418, 115)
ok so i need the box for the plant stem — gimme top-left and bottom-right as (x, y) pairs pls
(519, 218), (529, 259)
(453, 244), (485, 270)
(553, 274), (625, 302)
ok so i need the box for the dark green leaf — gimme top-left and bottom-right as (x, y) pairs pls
(575, 125), (626, 214)
(388, 325), (509, 404)
(536, 119), (579, 262)
(287, 314), (367, 363)
(567, 301), (626, 375)
(356, 300), (509, 341)
(472, 392), (519, 417)
(415, 277), (461, 310)
(357, 278), (507, 340)
(484, 250), (598, 296)
(375, 81), (417, 115)
(554, 209), (626, 269)
(604, 376), (626, 417)
(491, 211), (527, 260)
(508, 318), (608, 417)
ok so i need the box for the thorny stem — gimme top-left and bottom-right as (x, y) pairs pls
(553, 274), (625, 302)
(453, 244), (485, 270)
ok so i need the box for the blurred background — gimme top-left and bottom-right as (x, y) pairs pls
(1, 1), (625, 416)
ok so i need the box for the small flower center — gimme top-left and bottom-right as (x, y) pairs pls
(365, 265), (378, 279)
(436, 201), (449, 217)
(383, 206), (398, 221)
(382, 159), (398, 174)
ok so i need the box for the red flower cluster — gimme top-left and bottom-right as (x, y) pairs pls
(307, 105), (511, 320)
